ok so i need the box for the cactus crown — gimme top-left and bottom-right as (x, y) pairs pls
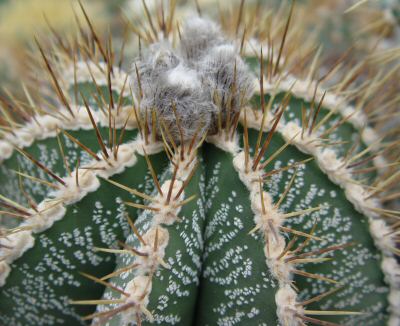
(0, 1), (399, 326)
(132, 15), (255, 144)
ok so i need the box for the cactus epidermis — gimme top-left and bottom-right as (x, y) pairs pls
(0, 2), (399, 326)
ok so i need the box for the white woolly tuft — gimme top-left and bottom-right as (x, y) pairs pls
(200, 43), (255, 131)
(139, 71), (217, 142)
(131, 42), (179, 99)
(130, 16), (254, 143)
(180, 16), (224, 62)
(167, 64), (201, 90)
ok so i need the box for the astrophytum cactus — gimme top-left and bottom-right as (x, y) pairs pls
(0, 1), (399, 326)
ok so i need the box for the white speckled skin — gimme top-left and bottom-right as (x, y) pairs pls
(0, 137), (164, 287)
(214, 136), (304, 325)
(244, 99), (399, 326)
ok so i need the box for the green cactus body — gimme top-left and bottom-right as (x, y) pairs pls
(0, 2), (399, 326)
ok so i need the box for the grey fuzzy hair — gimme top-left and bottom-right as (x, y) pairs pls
(179, 16), (225, 64)
(200, 44), (255, 131)
(131, 17), (255, 143)
(140, 64), (217, 142)
(132, 42), (179, 98)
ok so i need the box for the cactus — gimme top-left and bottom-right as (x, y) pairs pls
(0, 1), (399, 326)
